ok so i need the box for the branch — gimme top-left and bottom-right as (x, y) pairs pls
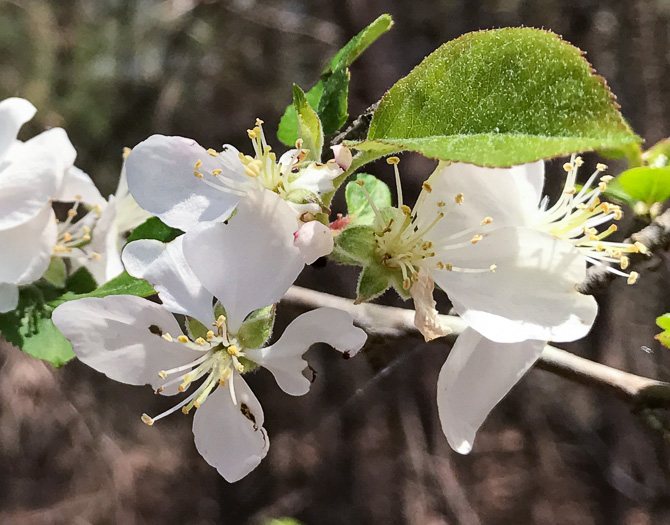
(578, 207), (670, 295)
(283, 286), (670, 411)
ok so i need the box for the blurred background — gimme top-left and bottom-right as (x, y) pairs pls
(2, 0), (670, 523)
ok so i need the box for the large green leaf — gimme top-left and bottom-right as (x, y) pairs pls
(278, 14), (393, 145)
(126, 216), (183, 244)
(293, 84), (323, 161)
(345, 173), (392, 225)
(350, 28), (640, 167)
(618, 166), (670, 206)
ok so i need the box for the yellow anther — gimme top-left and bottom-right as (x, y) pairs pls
(489, 264), (497, 272)
(598, 182), (607, 192)
(455, 193), (464, 205)
(445, 263), (453, 271)
(177, 335), (189, 343)
(481, 216), (493, 225)
(244, 160), (262, 178)
(74, 194), (83, 201)
(575, 156), (584, 167)
(195, 337), (207, 346)
(421, 241), (433, 250)
(212, 169), (222, 176)
(219, 380), (227, 387)
(634, 242), (648, 254)
(437, 200), (446, 207)
(600, 175), (614, 183)
(564, 187), (577, 195)
(141, 414), (154, 426)
(256, 118), (264, 126)
(235, 363), (245, 373)
(206, 330), (214, 340)
(206, 148), (218, 157)
(82, 226), (91, 234)
(193, 171), (203, 178)
(436, 261), (444, 270)
(596, 163), (608, 171)
(82, 234), (91, 242)
(194, 159), (203, 170)
(402, 278), (411, 290)
(162, 333), (173, 342)
(386, 157), (400, 164)
(247, 128), (257, 139)
(181, 407), (189, 414)
(295, 138), (303, 149)
(91, 253), (101, 260)
(227, 345), (240, 356)
(355, 180), (365, 187)
(627, 271), (639, 285)
(63, 233), (72, 242)
(216, 315), (226, 327)
(158, 371), (167, 379)
(401, 205), (412, 215)
(67, 208), (77, 218)
(122, 147), (131, 159)
(620, 256), (630, 270)
(470, 234), (483, 244)
(422, 181), (433, 193)
(613, 209), (623, 220)
(563, 162), (574, 172)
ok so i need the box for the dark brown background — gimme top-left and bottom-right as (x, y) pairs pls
(1, 0), (670, 523)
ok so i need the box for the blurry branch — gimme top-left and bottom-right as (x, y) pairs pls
(283, 286), (670, 412)
(578, 207), (670, 295)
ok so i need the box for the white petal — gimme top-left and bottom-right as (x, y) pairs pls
(0, 283), (19, 313)
(183, 189), (304, 332)
(437, 327), (545, 454)
(122, 236), (214, 324)
(290, 161), (342, 195)
(293, 220), (334, 264)
(0, 128), (75, 230)
(245, 307), (367, 396)
(192, 375), (268, 482)
(0, 97), (36, 160)
(430, 227), (597, 343)
(409, 269), (452, 342)
(0, 205), (57, 285)
(331, 144), (352, 171)
(52, 295), (203, 391)
(421, 160), (544, 239)
(55, 166), (106, 207)
(80, 198), (119, 285)
(125, 135), (249, 231)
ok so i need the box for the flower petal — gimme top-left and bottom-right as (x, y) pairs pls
(0, 283), (19, 313)
(122, 236), (215, 324)
(293, 220), (334, 264)
(0, 128), (75, 230)
(290, 161), (342, 195)
(0, 97), (36, 160)
(245, 307), (367, 396)
(430, 226), (597, 343)
(55, 166), (106, 208)
(192, 375), (268, 482)
(437, 327), (545, 454)
(125, 135), (249, 230)
(409, 269), (452, 342)
(183, 189), (304, 332)
(0, 205), (57, 285)
(421, 160), (544, 239)
(52, 295), (203, 391)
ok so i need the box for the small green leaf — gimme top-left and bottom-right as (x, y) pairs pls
(0, 286), (74, 367)
(350, 28), (640, 167)
(214, 301), (227, 321)
(126, 216), (183, 244)
(43, 258), (67, 288)
(187, 317), (209, 340)
(345, 174), (392, 225)
(49, 271), (155, 307)
(618, 166), (670, 206)
(655, 314), (670, 349)
(356, 263), (394, 303)
(293, 84), (323, 161)
(277, 14), (393, 145)
(333, 225), (376, 263)
(238, 305), (275, 350)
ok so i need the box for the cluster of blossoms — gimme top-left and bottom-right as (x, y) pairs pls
(1, 95), (645, 481)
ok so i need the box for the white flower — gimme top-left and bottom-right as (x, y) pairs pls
(124, 120), (343, 262)
(0, 98), (77, 311)
(53, 188), (366, 482)
(431, 157), (643, 454)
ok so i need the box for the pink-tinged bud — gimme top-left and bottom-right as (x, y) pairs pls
(293, 221), (334, 264)
(329, 213), (353, 233)
(331, 144), (353, 171)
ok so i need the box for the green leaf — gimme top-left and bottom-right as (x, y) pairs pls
(345, 173), (392, 225)
(599, 143), (643, 168)
(356, 263), (394, 303)
(617, 167), (670, 206)
(238, 305), (275, 350)
(126, 216), (183, 244)
(42, 258), (67, 288)
(655, 314), (670, 349)
(602, 176), (637, 208)
(293, 84), (323, 161)
(0, 286), (74, 367)
(350, 28), (640, 167)
(65, 267), (99, 294)
(333, 225), (376, 264)
(277, 14), (393, 145)
(49, 271), (155, 307)
(186, 317), (209, 340)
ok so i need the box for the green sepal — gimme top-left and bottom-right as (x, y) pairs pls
(345, 173), (392, 226)
(284, 188), (322, 207)
(186, 317), (209, 340)
(350, 28), (641, 167)
(356, 263), (396, 304)
(214, 301), (227, 321)
(655, 314), (670, 349)
(126, 216), (183, 243)
(43, 258), (67, 288)
(293, 84), (324, 161)
(333, 225), (376, 264)
(238, 305), (275, 350)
